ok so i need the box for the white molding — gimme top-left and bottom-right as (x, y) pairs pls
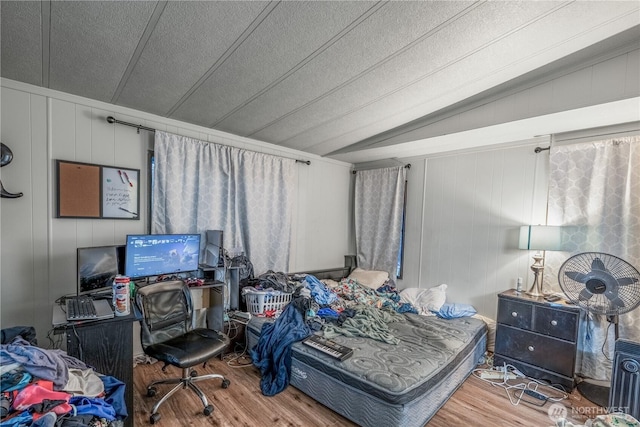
(336, 97), (640, 163)
(1, 78), (353, 168)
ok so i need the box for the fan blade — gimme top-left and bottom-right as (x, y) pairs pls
(616, 277), (639, 286)
(591, 258), (607, 271)
(579, 288), (593, 301)
(565, 271), (589, 283)
(605, 292), (626, 309)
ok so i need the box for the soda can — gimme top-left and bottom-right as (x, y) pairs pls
(113, 275), (131, 316)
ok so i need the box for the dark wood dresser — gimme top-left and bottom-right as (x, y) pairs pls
(494, 289), (581, 390)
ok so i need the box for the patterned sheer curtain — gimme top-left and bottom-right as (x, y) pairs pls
(545, 135), (640, 380)
(354, 166), (406, 278)
(152, 131), (297, 275)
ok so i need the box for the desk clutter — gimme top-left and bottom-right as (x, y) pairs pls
(0, 326), (127, 426)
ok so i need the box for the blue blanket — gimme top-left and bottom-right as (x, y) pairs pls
(251, 299), (311, 396)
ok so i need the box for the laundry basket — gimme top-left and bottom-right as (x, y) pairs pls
(244, 291), (292, 316)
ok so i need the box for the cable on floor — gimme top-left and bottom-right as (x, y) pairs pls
(220, 317), (253, 368)
(472, 363), (569, 407)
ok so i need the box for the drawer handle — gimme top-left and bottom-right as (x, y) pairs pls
(528, 345), (535, 352)
(511, 311), (518, 317)
(550, 320), (558, 326)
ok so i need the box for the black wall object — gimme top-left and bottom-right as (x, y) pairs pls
(0, 143), (23, 198)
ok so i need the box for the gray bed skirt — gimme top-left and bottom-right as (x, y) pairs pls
(248, 313), (487, 427)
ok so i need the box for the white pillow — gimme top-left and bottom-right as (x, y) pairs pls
(400, 284), (447, 316)
(348, 267), (389, 289)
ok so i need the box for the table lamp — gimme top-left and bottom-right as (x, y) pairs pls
(518, 225), (562, 297)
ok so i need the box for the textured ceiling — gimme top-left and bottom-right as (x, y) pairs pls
(2, 1), (639, 163)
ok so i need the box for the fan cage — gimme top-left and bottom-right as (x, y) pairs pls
(558, 252), (640, 316)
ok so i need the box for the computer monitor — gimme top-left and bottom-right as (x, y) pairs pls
(124, 234), (201, 280)
(77, 245), (125, 296)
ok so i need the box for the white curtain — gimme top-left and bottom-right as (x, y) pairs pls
(354, 166), (406, 277)
(545, 135), (640, 380)
(152, 131), (297, 275)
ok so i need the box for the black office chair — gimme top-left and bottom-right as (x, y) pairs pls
(135, 280), (230, 424)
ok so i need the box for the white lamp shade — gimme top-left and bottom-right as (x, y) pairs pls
(519, 225), (562, 251)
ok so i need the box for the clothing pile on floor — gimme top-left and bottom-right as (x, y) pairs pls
(1, 327), (126, 427)
(559, 413), (639, 427)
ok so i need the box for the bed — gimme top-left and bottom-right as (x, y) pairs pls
(246, 267), (488, 427)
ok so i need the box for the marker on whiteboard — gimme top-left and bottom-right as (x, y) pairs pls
(119, 207), (138, 216)
(122, 171), (133, 187)
(118, 170), (127, 184)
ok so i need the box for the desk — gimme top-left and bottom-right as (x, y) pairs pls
(189, 281), (225, 331)
(53, 306), (135, 427)
(52, 282), (226, 427)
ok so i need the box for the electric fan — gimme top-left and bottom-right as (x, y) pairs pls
(558, 252), (640, 407)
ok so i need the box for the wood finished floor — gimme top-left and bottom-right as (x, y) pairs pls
(133, 354), (599, 427)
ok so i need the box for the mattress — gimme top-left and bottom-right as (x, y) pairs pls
(248, 312), (487, 427)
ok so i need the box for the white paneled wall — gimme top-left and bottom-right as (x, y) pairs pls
(397, 144), (550, 318)
(292, 160), (354, 272)
(0, 80), (352, 342)
(0, 89), (49, 333)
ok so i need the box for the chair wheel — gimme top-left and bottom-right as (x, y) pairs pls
(150, 413), (161, 424)
(147, 387), (157, 397)
(221, 379), (230, 389)
(203, 404), (214, 416)
(190, 370), (198, 377)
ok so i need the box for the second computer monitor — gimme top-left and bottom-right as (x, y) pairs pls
(77, 245), (125, 296)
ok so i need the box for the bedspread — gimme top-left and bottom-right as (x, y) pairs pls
(323, 304), (405, 344)
(331, 278), (418, 314)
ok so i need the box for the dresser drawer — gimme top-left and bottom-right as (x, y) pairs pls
(533, 305), (578, 342)
(495, 324), (575, 377)
(497, 299), (532, 330)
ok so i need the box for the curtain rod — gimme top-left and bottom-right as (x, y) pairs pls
(533, 124), (640, 153)
(106, 116), (156, 133)
(105, 116), (311, 165)
(352, 164), (411, 174)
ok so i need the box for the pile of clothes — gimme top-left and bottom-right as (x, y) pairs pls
(1, 327), (126, 427)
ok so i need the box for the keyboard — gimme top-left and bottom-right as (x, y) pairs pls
(302, 334), (353, 361)
(66, 296), (97, 321)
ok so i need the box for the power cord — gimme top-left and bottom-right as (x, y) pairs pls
(601, 321), (614, 362)
(45, 328), (64, 349)
(473, 363), (569, 407)
(70, 323), (83, 362)
(221, 317), (253, 369)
